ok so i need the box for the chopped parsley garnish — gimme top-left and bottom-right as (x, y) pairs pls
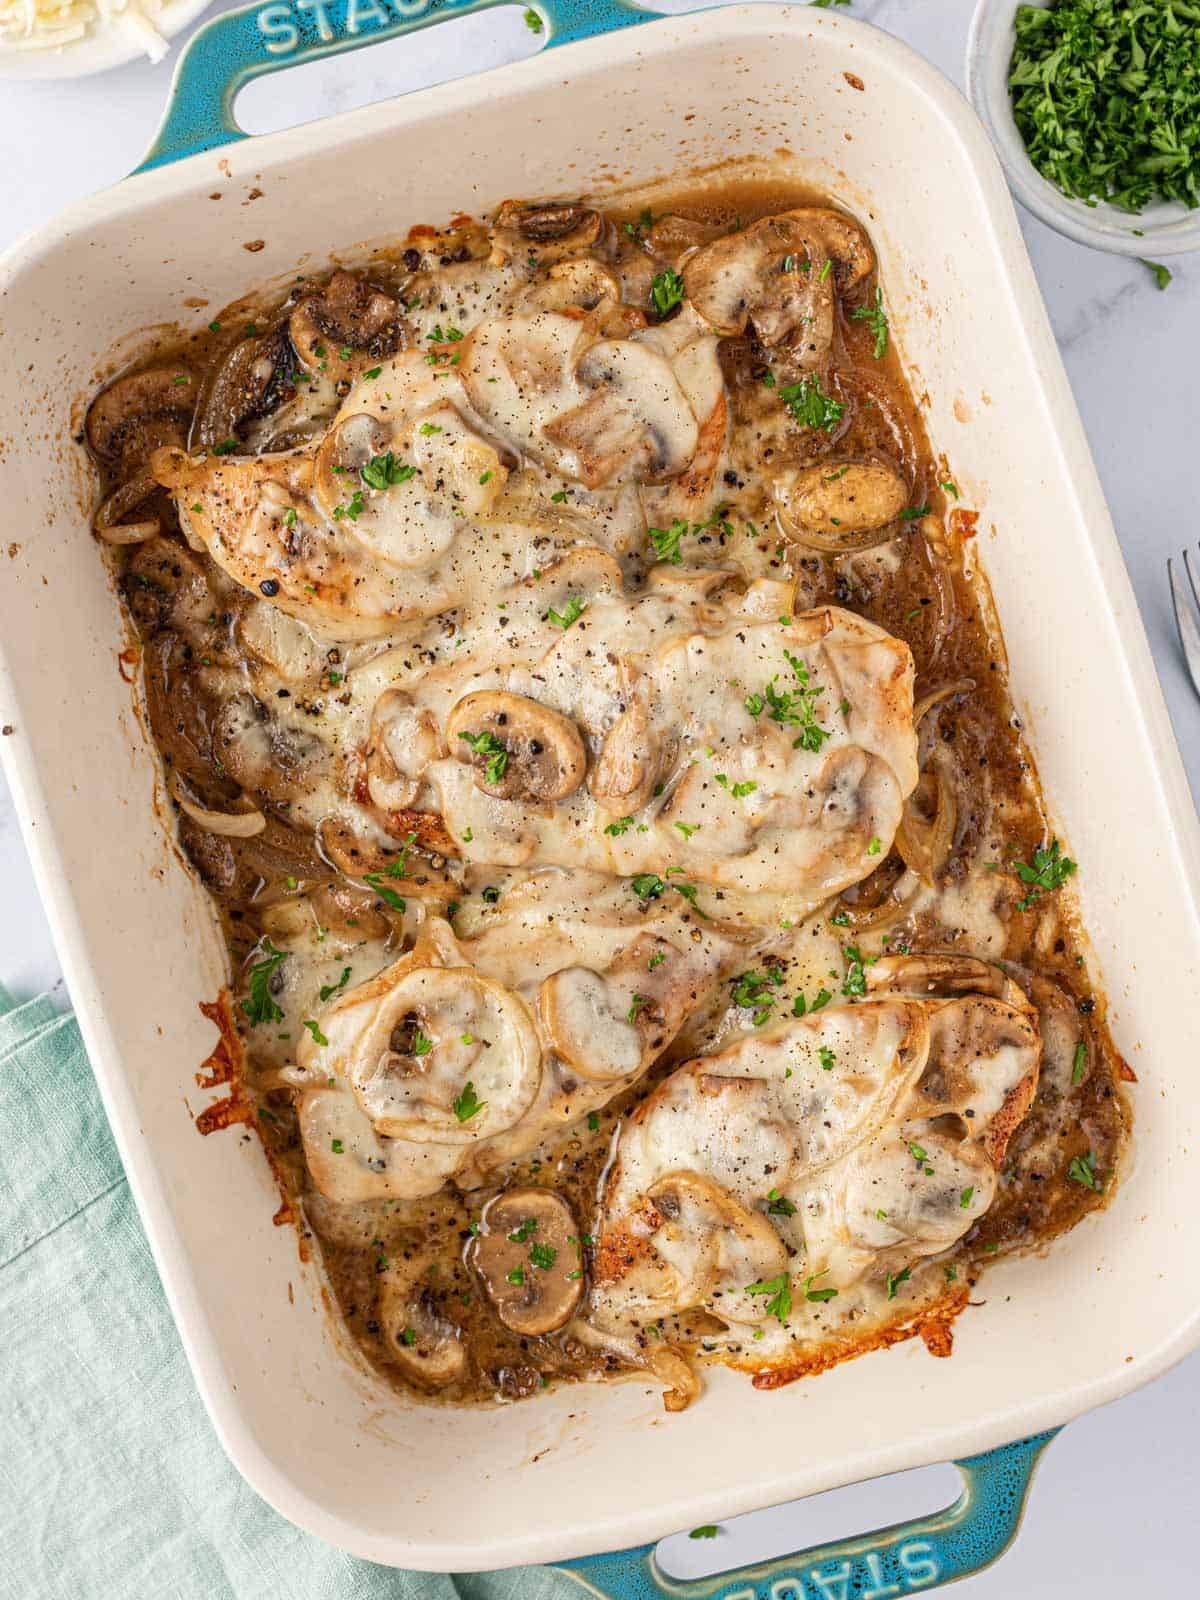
(547, 595), (586, 628)
(587, 1111), (600, 1132)
(241, 939), (288, 1026)
(361, 451), (417, 490)
(960, 1186), (975, 1209)
(481, 885), (501, 905)
(400, 1326), (417, 1345)
(508, 1217), (538, 1243)
(841, 944), (875, 998)
(1009, 839), (1078, 911)
(529, 1241), (557, 1270)
(715, 773), (758, 798)
(453, 1081), (485, 1123)
(363, 365), (382, 379)
(830, 910), (849, 927)
(623, 207), (654, 237)
(689, 1526), (719, 1540)
(945, 1264), (958, 1283)
(866, 836), (882, 856)
(507, 1266), (525, 1286)
(649, 268), (686, 320)
(1009, 0), (1200, 215)
(766, 1187), (797, 1216)
(302, 1018), (329, 1046)
(818, 1045), (836, 1071)
(1068, 1149), (1103, 1192)
(332, 489), (365, 521)
(626, 994), (650, 1023)
(412, 1029), (433, 1057)
(793, 987), (832, 1016)
(648, 951), (667, 970)
(674, 821), (699, 840)
(649, 518), (689, 564)
(330, 1138), (344, 1154)
(850, 286), (889, 358)
(604, 816), (636, 836)
(211, 437), (239, 456)
(318, 966), (351, 1004)
(908, 1141), (934, 1176)
(458, 728), (508, 785)
(1072, 1039), (1087, 1086)
(426, 323), (464, 343)
(745, 1271), (792, 1325)
(886, 1266), (911, 1300)
(804, 1272), (839, 1303)
(631, 873), (665, 902)
(941, 480), (959, 498)
(732, 968), (784, 1025)
(779, 372), (845, 432)
(418, 422), (443, 436)
(523, 5), (542, 30)
(745, 650), (830, 752)
(898, 503), (930, 521)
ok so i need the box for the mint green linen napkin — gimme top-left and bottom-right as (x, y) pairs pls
(0, 986), (582, 1600)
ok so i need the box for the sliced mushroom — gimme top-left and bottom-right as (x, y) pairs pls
(775, 459), (909, 549)
(195, 325), (295, 451)
(683, 207), (873, 372)
(644, 1171), (789, 1325)
(538, 932), (702, 1084)
(212, 691), (329, 805)
(588, 700), (663, 815)
(510, 258), (621, 314)
(366, 688), (446, 812)
(378, 1253), (468, 1388)
(645, 214), (725, 268)
(87, 366), (195, 542)
(446, 690), (586, 804)
(289, 270), (403, 374)
(331, 956), (543, 1144)
(544, 338), (699, 486)
(490, 199), (603, 263)
(87, 366), (195, 471)
(472, 1187), (583, 1335)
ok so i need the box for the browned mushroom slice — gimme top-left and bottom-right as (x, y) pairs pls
(491, 199), (603, 263)
(195, 325), (295, 451)
(86, 366), (196, 543)
(289, 270), (403, 374)
(471, 1187), (584, 1335)
(645, 214), (725, 267)
(775, 459), (909, 551)
(446, 690), (586, 804)
(378, 1253), (468, 1388)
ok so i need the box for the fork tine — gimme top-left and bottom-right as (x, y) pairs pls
(1169, 555), (1200, 699)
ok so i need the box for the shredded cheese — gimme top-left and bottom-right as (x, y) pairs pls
(0, 0), (168, 58)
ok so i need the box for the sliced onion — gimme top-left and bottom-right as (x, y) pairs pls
(93, 476), (160, 544)
(837, 867), (921, 930)
(913, 677), (975, 728)
(895, 752), (958, 888)
(169, 773), (265, 837)
(647, 1344), (702, 1413)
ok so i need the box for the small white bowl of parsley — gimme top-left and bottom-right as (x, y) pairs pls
(967, 0), (1200, 258)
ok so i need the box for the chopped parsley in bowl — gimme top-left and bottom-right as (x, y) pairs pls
(967, 0), (1200, 256)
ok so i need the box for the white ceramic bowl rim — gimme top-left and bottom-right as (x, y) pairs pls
(966, 0), (1200, 258)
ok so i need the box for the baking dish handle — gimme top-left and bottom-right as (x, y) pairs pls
(135, 0), (660, 174)
(552, 1428), (1059, 1600)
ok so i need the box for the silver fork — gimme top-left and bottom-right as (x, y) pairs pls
(1169, 549), (1200, 699)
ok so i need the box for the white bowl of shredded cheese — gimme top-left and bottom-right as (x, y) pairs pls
(0, 0), (210, 76)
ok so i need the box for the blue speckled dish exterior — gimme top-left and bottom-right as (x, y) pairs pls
(138, 5), (1062, 1590)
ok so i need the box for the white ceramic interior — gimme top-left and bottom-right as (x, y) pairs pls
(2, 3), (1200, 1572)
(967, 0), (1200, 257)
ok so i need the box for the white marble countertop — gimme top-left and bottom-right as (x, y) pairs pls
(1, 0), (1197, 1590)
